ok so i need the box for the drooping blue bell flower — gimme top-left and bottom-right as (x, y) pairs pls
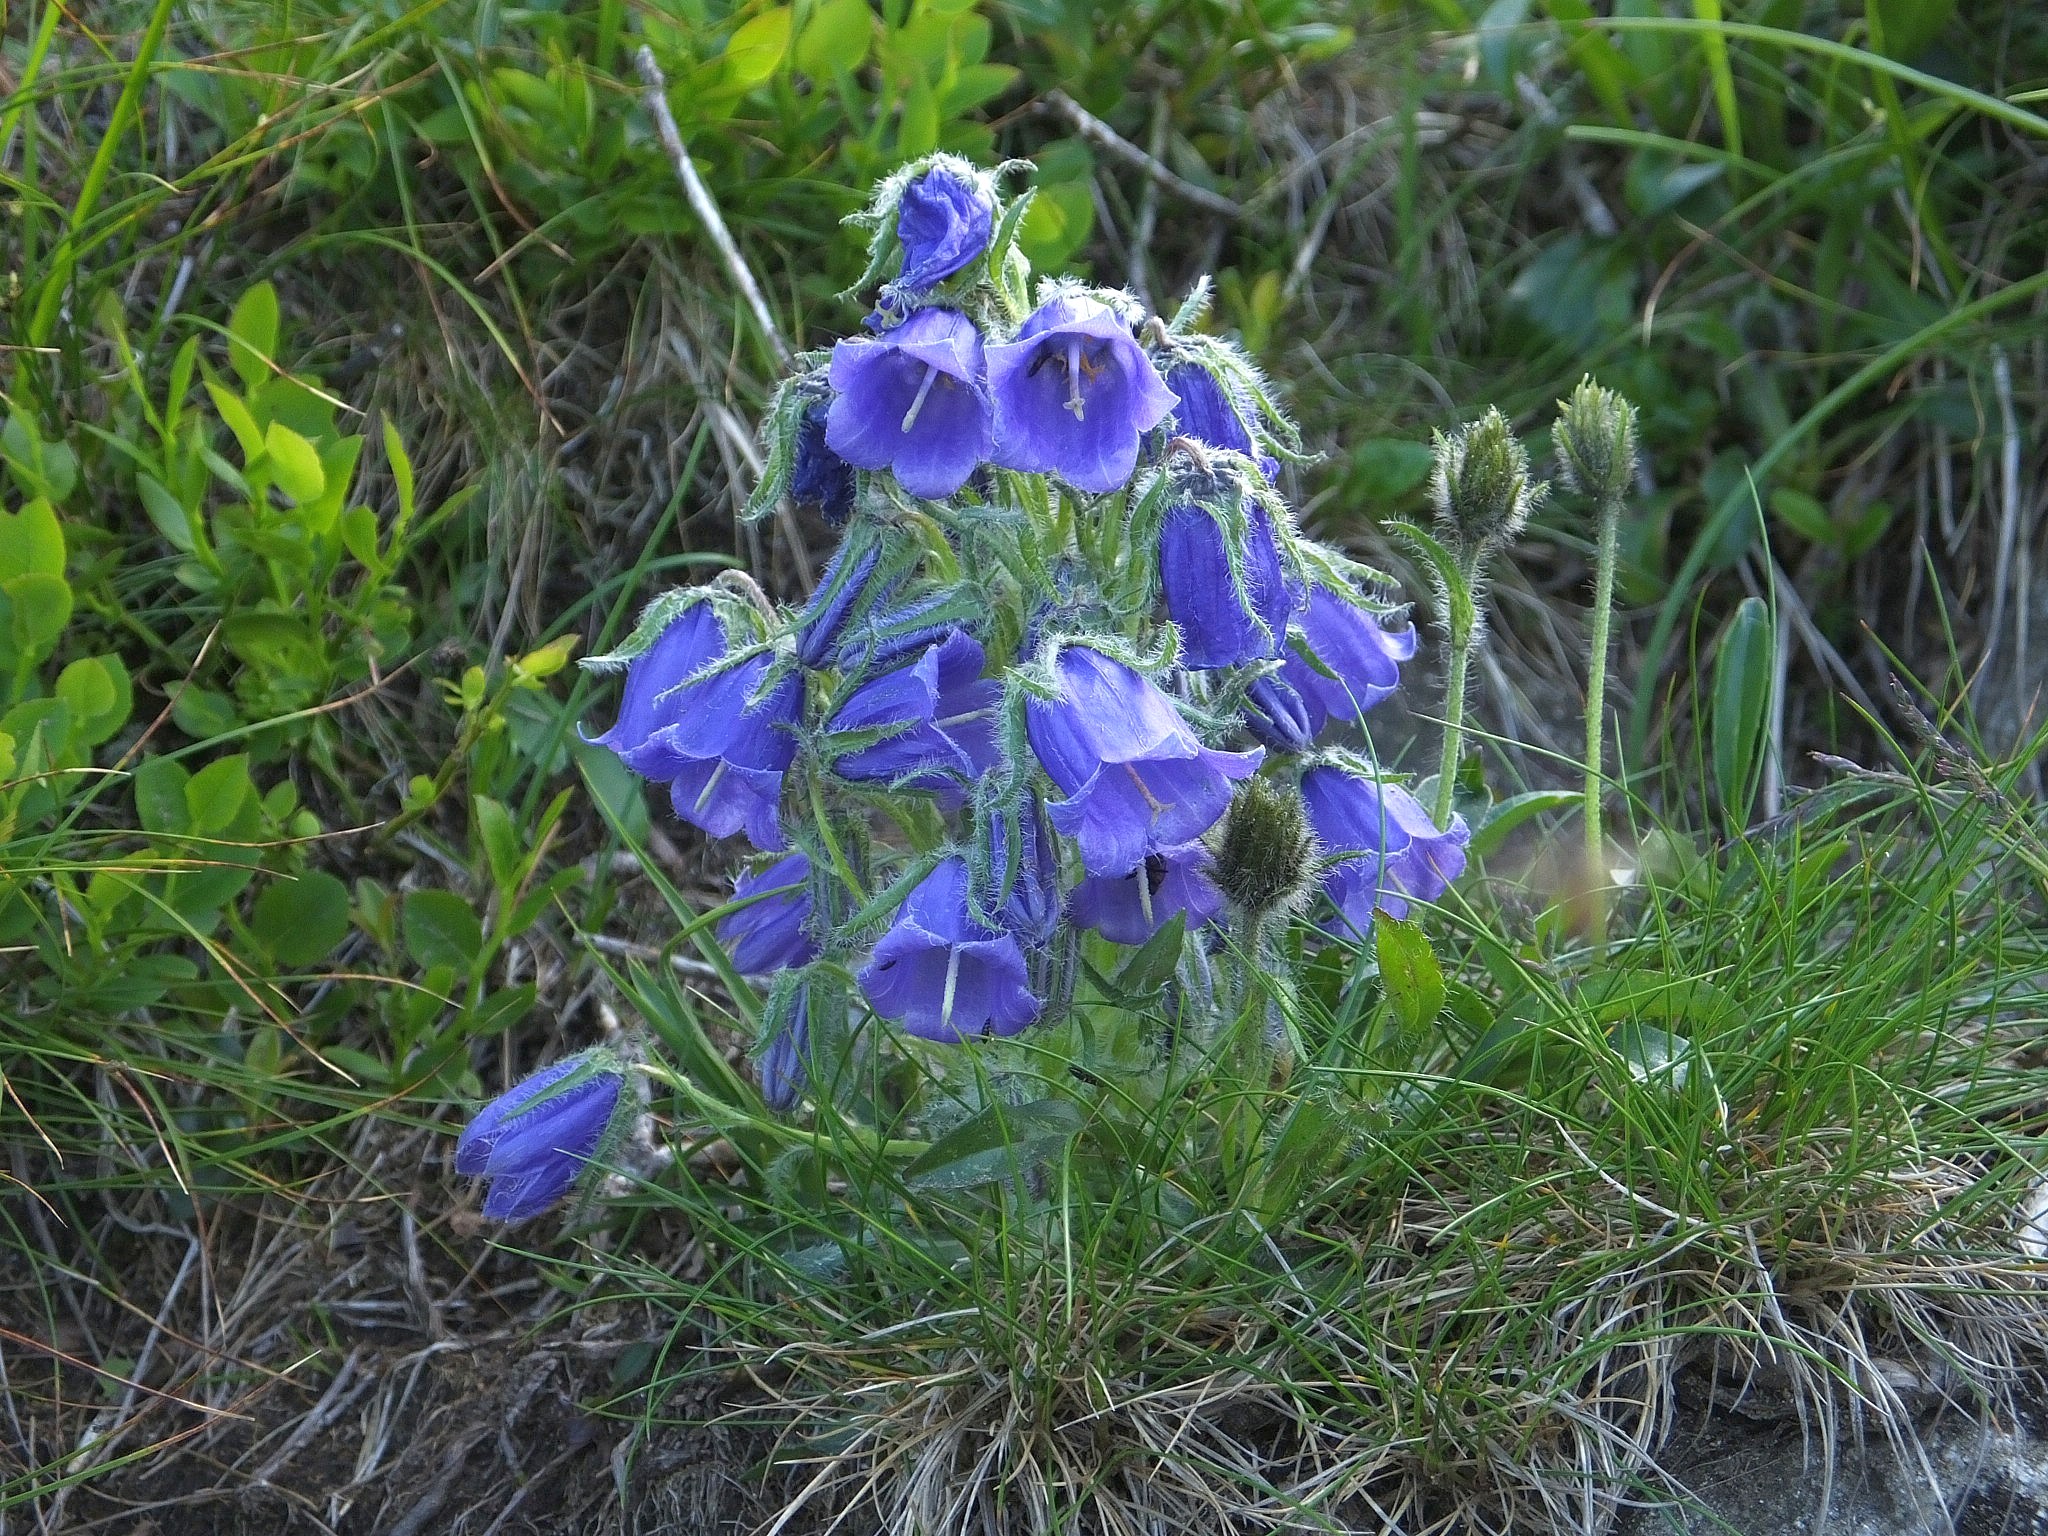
(1281, 587), (1417, 737)
(858, 857), (1040, 1041)
(987, 295), (1177, 494)
(1165, 361), (1278, 481)
(1025, 646), (1262, 876)
(591, 604), (801, 849)
(790, 401), (855, 525)
(455, 1049), (625, 1222)
(718, 852), (819, 976)
(1158, 500), (1297, 669)
(826, 308), (992, 499)
(827, 632), (1001, 799)
(891, 164), (995, 297)
(1069, 843), (1223, 945)
(1300, 768), (1469, 938)
(1243, 673), (1315, 754)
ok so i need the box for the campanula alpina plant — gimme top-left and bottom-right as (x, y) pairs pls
(461, 155), (1493, 1222)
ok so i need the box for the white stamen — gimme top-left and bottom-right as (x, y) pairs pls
(901, 364), (940, 432)
(1137, 862), (1155, 930)
(941, 946), (962, 1034)
(692, 761), (728, 814)
(1062, 339), (1086, 420)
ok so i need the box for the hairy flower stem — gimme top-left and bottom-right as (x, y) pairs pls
(1582, 493), (1623, 948)
(1432, 554), (1483, 828)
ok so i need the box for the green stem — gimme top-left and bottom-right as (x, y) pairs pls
(1432, 557), (1481, 828)
(1583, 494), (1623, 946)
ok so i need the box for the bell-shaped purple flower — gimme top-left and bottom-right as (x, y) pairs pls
(892, 165), (994, 295)
(1159, 501), (1297, 669)
(827, 632), (1000, 797)
(1025, 646), (1262, 877)
(858, 857), (1040, 1041)
(826, 309), (992, 499)
(987, 295), (1176, 494)
(1165, 362), (1278, 481)
(1300, 768), (1469, 938)
(981, 794), (1061, 948)
(718, 852), (818, 976)
(591, 605), (801, 849)
(791, 401), (855, 525)
(1244, 673), (1314, 754)
(1070, 843), (1223, 945)
(1281, 587), (1418, 736)
(455, 1050), (625, 1222)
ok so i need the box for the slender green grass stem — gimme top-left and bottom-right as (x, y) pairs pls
(1583, 495), (1622, 946)
(1433, 556), (1482, 828)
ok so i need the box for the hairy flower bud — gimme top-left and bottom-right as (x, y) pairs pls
(1210, 776), (1317, 920)
(1552, 376), (1639, 507)
(1429, 407), (1546, 554)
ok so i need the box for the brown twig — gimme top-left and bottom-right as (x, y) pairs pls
(634, 46), (793, 369)
(1038, 89), (1243, 222)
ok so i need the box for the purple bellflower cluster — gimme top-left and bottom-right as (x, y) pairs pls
(454, 157), (1477, 1222)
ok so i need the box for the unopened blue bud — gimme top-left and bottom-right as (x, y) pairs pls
(1244, 673), (1315, 753)
(455, 1049), (626, 1222)
(790, 402), (855, 525)
(796, 539), (882, 670)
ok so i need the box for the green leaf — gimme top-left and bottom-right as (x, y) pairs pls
(466, 984), (537, 1038)
(1867, 0), (1956, 59)
(1712, 596), (1775, 830)
(138, 475), (198, 554)
(207, 383), (265, 462)
(383, 417), (416, 535)
(133, 757), (190, 833)
(723, 6), (793, 87)
(264, 422), (327, 505)
(1114, 911), (1186, 997)
(796, 0), (872, 74)
(0, 497), (66, 581)
(1, 419), (78, 503)
(0, 573), (73, 664)
(902, 1098), (1084, 1192)
(403, 888), (484, 972)
(54, 656), (132, 747)
(251, 871), (351, 968)
(1345, 438), (1435, 502)
(1468, 789), (1580, 860)
(1768, 487), (1831, 546)
(228, 282), (280, 393)
(185, 755), (254, 835)
(1375, 914), (1445, 1048)
(473, 795), (523, 896)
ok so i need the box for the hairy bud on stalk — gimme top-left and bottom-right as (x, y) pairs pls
(1210, 776), (1317, 921)
(1552, 376), (1639, 509)
(1429, 407), (1546, 555)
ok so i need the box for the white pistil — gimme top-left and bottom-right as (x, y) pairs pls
(1062, 339), (1086, 420)
(1137, 863), (1155, 930)
(941, 946), (962, 1035)
(901, 364), (940, 432)
(692, 761), (728, 814)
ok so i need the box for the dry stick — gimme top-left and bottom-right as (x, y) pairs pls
(1039, 89), (1244, 221)
(634, 46), (792, 370)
